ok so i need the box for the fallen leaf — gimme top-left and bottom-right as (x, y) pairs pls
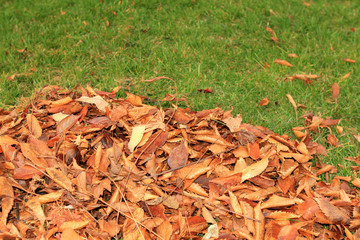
(288, 53), (299, 58)
(274, 59), (293, 67)
(336, 126), (343, 134)
(344, 58), (355, 63)
(271, 37), (279, 42)
(128, 125), (146, 152)
(0, 177), (14, 224)
(303, 1), (311, 6)
(327, 134), (339, 147)
(198, 88), (213, 93)
(241, 156), (269, 183)
(76, 95), (110, 112)
(46, 167), (75, 192)
(56, 114), (81, 135)
(141, 76), (172, 83)
(277, 225), (298, 240)
(60, 228), (82, 240)
(27, 114), (42, 138)
(203, 224), (219, 239)
(341, 72), (351, 79)
(314, 198), (350, 224)
(168, 142), (188, 169)
(258, 97), (269, 106)
(286, 94), (297, 111)
(354, 134), (360, 143)
(332, 83), (339, 99)
(265, 26), (274, 35)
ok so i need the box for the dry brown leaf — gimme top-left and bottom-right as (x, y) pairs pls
(60, 228), (83, 240)
(128, 125), (146, 152)
(0, 177), (14, 224)
(277, 225), (299, 239)
(0, 135), (19, 145)
(258, 97), (269, 106)
(141, 76), (172, 83)
(157, 220), (173, 240)
(126, 92), (143, 106)
(76, 95), (110, 112)
(60, 219), (90, 230)
(274, 59), (293, 67)
(332, 83), (340, 99)
(254, 202), (265, 240)
(241, 156), (269, 183)
(314, 198), (350, 224)
(56, 114), (80, 135)
(46, 167), (75, 192)
(229, 191), (242, 218)
(222, 114), (243, 132)
(327, 134), (339, 147)
(168, 142), (188, 169)
(261, 195), (301, 209)
(26, 114), (42, 138)
(286, 94), (297, 111)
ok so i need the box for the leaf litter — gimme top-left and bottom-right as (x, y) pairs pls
(0, 85), (360, 239)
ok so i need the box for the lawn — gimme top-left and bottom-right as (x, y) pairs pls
(1, 0), (359, 175)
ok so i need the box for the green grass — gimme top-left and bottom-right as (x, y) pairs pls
(1, 0), (359, 175)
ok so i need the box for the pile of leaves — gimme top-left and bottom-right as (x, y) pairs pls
(1, 85), (360, 240)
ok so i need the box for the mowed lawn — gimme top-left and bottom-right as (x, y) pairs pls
(1, 0), (359, 175)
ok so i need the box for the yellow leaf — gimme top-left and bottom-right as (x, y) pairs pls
(128, 125), (146, 152)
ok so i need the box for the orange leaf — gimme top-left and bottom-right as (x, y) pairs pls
(241, 155), (268, 183)
(288, 53), (299, 58)
(46, 167), (75, 192)
(327, 134), (339, 147)
(258, 97), (269, 106)
(332, 83), (339, 99)
(277, 225), (298, 239)
(60, 228), (82, 240)
(229, 191), (242, 218)
(341, 72), (351, 79)
(286, 94), (297, 111)
(126, 92), (142, 106)
(344, 58), (355, 63)
(0, 177), (14, 224)
(265, 26), (274, 35)
(27, 114), (42, 138)
(274, 59), (293, 67)
(271, 37), (279, 42)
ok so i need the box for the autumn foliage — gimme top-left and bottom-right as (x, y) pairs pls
(0, 85), (360, 240)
